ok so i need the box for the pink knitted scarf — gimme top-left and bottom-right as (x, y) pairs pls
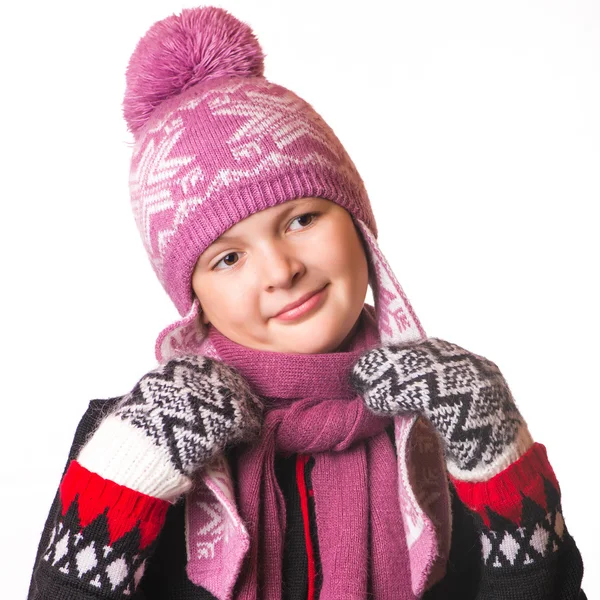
(207, 307), (414, 599)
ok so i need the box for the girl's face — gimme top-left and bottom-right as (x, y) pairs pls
(192, 197), (370, 353)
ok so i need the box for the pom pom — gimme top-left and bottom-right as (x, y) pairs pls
(123, 6), (265, 136)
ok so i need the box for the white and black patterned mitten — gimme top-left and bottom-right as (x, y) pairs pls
(77, 355), (263, 501)
(349, 338), (534, 481)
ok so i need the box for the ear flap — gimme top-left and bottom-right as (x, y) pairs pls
(354, 219), (426, 345)
(155, 298), (207, 363)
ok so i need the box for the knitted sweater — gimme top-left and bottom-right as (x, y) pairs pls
(28, 397), (586, 600)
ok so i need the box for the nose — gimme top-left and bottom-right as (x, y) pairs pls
(259, 240), (305, 290)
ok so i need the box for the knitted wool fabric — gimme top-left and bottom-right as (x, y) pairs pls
(205, 306), (415, 600)
(183, 306), (452, 599)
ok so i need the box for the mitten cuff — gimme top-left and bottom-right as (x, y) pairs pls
(446, 423), (534, 482)
(77, 414), (192, 502)
(449, 442), (561, 527)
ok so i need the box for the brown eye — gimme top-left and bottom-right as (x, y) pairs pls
(288, 212), (319, 231)
(214, 252), (240, 270)
(298, 214), (314, 226)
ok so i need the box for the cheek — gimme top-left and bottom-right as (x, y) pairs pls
(315, 225), (367, 280)
(333, 236), (369, 306)
(200, 276), (259, 323)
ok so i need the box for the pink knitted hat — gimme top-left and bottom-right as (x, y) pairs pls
(123, 6), (425, 362)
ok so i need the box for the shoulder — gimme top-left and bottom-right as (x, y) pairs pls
(63, 397), (123, 469)
(77, 396), (122, 432)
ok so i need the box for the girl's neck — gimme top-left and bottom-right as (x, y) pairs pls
(207, 304), (379, 399)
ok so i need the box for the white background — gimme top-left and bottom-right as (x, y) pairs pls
(1, 0), (598, 596)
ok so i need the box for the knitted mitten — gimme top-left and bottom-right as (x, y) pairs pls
(349, 337), (533, 481)
(77, 355), (263, 501)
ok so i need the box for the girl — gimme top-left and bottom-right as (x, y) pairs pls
(27, 6), (585, 599)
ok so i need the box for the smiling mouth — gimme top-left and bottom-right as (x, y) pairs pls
(273, 284), (329, 321)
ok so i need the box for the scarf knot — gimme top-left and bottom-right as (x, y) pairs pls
(265, 395), (393, 454)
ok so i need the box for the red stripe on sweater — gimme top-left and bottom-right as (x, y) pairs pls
(449, 442), (560, 527)
(59, 460), (169, 549)
(296, 454), (316, 600)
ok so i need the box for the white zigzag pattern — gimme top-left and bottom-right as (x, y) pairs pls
(193, 499), (231, 559)
(130, 116), (195, 269)
(187, 454), (249, 564)
(208, 89), (334, 158)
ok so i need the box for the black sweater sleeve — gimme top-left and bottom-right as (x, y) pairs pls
(424, 444), (587, 600)
(27, 399), (118, 600)
(27, 398), (192, 600)
(27, 398), (220, 600)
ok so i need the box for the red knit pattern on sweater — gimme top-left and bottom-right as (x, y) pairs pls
(59, 459), (170, 550)
(450, 442), (560, 527)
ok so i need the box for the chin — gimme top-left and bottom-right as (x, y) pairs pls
(276, 310), (351, 354)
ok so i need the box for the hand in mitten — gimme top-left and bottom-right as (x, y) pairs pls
(349, 338), (534, 481)
(77, 355), (263, 501)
